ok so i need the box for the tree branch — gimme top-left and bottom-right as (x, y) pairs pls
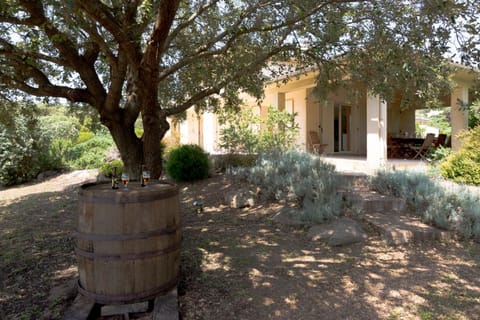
(75, 1), (142, 66)
(18, 0), (107, 105)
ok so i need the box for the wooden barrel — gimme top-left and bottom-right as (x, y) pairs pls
(76, 182), (181, 304)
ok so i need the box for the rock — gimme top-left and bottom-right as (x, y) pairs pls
(272, 207), (306, 226)
(37, 170), (60, 181)
(364, 213), (451, 246)
(101, 302), (149, 316)
(224, 189), (256, 208)
(153, 288), (179, 320)
(96, 173), (110, 183)
(345, 191), (406, 213)
(48, 280), (77, 303)
(308, 217), (368, 246)
(61, 294), (96, 320)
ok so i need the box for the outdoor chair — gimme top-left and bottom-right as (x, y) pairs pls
(435, 133), (447, 147)
(409, 133), (435, 160)
(387, 135), (402, 158)
(445, 135), (452, 148)
(308, 130), (328, 155)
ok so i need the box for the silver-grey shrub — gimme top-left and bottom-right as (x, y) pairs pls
(244, 151), (342, 223)
(371, 169), (480, 241)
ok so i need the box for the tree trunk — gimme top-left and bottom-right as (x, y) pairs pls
(142, 109), (169, 180)
(108, 120), (144, 180)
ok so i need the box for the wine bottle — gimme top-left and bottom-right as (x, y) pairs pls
(141, 164), (145, 187)
(112, 167), (119, 189)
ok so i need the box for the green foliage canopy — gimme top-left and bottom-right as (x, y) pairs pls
(0, 1), (478, 177)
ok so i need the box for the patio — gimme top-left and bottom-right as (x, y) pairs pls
(322, 154), (428, 175)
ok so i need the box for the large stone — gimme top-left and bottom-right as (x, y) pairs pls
(272, 207), (305, 226)
(364, 212), (451, 245)
(308, 217), (368, 246)
(48, 280), (77, 303)
(61, 294), (97, 320)
(224, 189), (256, 208)
(101, 302), (149, 316)
(153, 288), (179, 320)
(345, 191), (406, 213)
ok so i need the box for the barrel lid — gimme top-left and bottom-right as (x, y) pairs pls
(79, 181), (178, 204)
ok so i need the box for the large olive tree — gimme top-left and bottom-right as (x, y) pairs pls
(0, 0), (477, 178)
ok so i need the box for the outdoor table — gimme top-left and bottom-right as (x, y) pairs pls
(389, 137), (425, 159)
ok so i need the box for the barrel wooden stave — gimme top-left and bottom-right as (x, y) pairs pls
(76, 183), (181, 304)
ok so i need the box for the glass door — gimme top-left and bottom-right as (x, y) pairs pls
(334, 104), (351, 152)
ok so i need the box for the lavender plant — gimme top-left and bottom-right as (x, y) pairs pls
(244, 151), (342, 223)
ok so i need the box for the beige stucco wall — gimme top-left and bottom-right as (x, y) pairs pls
(180, 66), (473, 158)
(286, 89), (308, 150)
(387, 101), (416, 137)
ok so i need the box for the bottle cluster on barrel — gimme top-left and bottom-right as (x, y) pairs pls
(110, 165), (150, 190)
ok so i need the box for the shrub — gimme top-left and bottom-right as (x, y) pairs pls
(67, 134), (115, 169)
(218, 105), (298, 154)
(244, 151), (341, 223)
(429, 146), (451, 163)
(166, 144), (210, 182)
(99, 159), (125, 177)
(210, 154), (258, 172)
(76, 130), (94, 144)
(0, 101), (43, 185)
(371, 169), (480, 240)
(38, 113), (81, 143)
(440, 126), (480, 185)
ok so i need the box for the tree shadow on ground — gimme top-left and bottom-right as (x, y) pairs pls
(2, 175), (480, 320)
(178, 175), (480, 320)
(0, 190), (79, 319)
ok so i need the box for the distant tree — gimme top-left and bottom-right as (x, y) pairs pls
(0, 1), (478, 178)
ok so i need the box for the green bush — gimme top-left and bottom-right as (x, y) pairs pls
(76, 130), (94, 144)
(440, 126), (480, 185)
(429, 146), (452, 163)
(0, 101), (43, 185)
(38, 113), (81, 143)
(218, 105), (298, 154)
(99, 159), (125, 177)
(166, 144), (210, 182)
(244, 151), (341, 223)
(67, 134), (115, 169)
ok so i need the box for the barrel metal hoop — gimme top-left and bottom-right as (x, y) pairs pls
(75, 239), (182, 261)
(75, 225), (180, 241)
(77, 276), (178, 305)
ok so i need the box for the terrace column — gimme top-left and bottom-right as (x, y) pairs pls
(272, 92), (286, 110)
(450, 85), (469, 151)
(366, 94), (387, 170)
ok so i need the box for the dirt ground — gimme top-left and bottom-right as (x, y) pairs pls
(1, 171), (480, 320)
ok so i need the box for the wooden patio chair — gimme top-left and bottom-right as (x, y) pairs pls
(308, 131), (328, 155)
(435, 133), (447, 147)
(444, 135), (452, 148)
(387, 135), (402, 158)
(409, 133), (435, 160)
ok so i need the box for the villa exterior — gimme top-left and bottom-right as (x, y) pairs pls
(177, 65), (476, 170)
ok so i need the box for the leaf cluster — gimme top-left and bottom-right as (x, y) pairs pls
(218, 105), (298, 154)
